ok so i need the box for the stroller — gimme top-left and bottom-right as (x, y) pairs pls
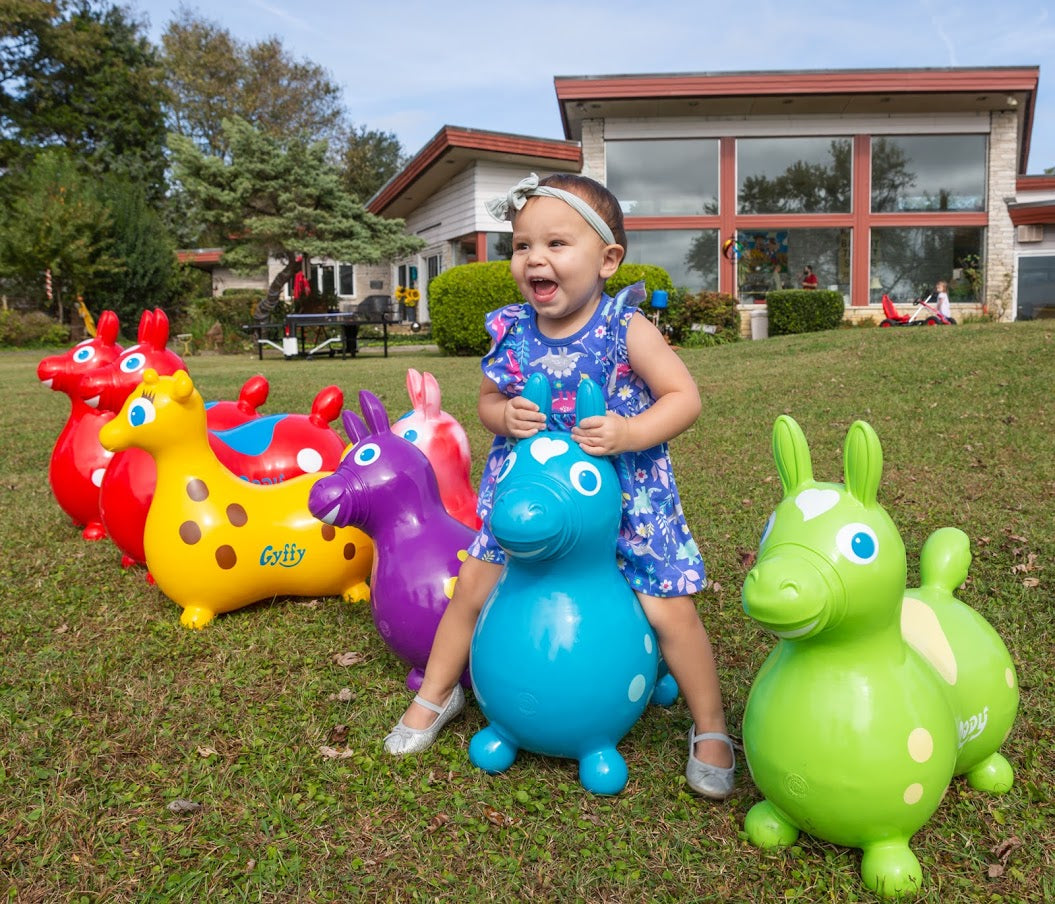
(879, 293), (954, 327)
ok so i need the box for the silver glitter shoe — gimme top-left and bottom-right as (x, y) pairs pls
(383, 685), (465, 755)
(685, 726), (736, 799)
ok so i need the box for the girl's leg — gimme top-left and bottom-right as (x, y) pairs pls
(637, 593), (733, 772)
(395, 557), (502, 731)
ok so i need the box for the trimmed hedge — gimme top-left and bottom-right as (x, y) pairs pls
(428, 260), (678, 357)
(428, 262), (520, 356)
(766, 289), (845, 336)
(665, 291), (741, 347)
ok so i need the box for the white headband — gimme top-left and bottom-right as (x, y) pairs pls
(486, 173), (616, 246)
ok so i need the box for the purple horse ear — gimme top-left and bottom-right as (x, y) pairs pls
(343, 409), (367, 444)
(358, 389), (391, 435)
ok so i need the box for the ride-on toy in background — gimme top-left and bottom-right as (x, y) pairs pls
(879, 293), (954, 327)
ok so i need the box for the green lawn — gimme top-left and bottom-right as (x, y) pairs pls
(2, 322), (1052, 903)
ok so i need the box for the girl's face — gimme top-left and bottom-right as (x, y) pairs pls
(510, 196), (623, 337)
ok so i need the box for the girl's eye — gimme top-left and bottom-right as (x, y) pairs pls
(836, 523), (879, 564)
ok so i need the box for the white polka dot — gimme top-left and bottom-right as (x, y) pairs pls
(627, 674), (647, 702)
(297, 447), (324, 474)
(91, 467), (107, 488)
(907, 727), (934, 763)
(643, 634), (654, 655)
(903, 783), (924, 805)
(1005, 667), (1015, 689)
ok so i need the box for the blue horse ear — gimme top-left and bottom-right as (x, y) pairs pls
(575, 377), (606, 423)
(523, 373), (551, 419)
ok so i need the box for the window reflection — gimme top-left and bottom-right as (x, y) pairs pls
(737, 137), (852, 213)
(486, 231), (513, 261)
(869, 227), (983, 303)
(871, 136), (986, 212)
(624, 230), (719, 291)
(736, 228), (850, 303)
(607, 140), (719, 216)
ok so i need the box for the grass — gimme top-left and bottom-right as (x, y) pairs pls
(2, 322), (1052, 903)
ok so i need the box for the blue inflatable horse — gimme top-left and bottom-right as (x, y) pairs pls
(468, 374), (663, 795)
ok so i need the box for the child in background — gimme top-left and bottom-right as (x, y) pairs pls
(934, 280), (955, 322)
(383, 173), (735, 799)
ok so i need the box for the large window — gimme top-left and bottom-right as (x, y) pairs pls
(624, 230), (719, 292)
(871, 135), (986, 212)
(1016, 255), (1055, 320)
(607, 139), (719, 216)
(869, 227), (984, 303)
(486, 231), (513, 261)
(306, 262), (355, 297)
(737, 137), (852, 213)
(736, 228), (851, 303)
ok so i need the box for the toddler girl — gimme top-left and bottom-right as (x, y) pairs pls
(383, 172), (735, 799)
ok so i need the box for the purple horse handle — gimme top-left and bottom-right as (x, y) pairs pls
(308, 389), (476, 691)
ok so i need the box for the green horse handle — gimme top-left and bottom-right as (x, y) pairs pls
(741, 415), (1018, 900)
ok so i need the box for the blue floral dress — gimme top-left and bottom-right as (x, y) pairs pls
(467, 282), (705, 597)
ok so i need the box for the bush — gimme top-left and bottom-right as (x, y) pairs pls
(174, 291), (262, 354)
(428, 262), (520, 356)
(664, 291), (741, 347)
(766, 289), (844, 336)
(606, 263), (674, 301)
(0, 309), (70, 347)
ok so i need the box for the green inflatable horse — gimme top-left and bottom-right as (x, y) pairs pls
(741, 415), (1018, 899)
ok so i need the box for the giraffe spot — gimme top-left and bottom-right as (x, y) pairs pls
(343, 542), (357, 560)
(215, 545), (237, 570)
(627, 673), (647, 703)
(321, 524), (336, 542)
(186, 478), (209, 501)
(179, 521), (202, 545)
(903, 783), (924, 805)
(226, 503), (248, 527)
(1005, 667), (1015, 689)
(907, 727), (934, 763)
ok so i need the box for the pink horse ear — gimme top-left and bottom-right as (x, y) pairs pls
(422, 372), (442, 420)
(406, 368), (423, 407)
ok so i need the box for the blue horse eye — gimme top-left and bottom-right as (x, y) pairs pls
(836, 523), (878, 564)
(402, 428), (418, 443)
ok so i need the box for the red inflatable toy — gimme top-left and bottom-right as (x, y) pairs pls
(37, 311), (123, 539)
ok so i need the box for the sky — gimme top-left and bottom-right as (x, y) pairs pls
(127, 0), (1055, 174)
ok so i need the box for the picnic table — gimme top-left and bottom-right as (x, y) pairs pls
(243, 295), (398, 360)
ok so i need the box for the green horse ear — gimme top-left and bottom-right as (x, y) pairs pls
(523, 373), (552, 420)
(575, 377), (606, 423)
(843, 420), (883, 507)
(772, 415), (814, 496)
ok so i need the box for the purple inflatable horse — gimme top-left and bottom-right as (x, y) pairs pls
(308, 389), (476, 690)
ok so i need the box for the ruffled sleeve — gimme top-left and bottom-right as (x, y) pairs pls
(481, 304), (528, 395)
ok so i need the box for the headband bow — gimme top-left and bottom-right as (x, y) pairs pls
(486, 173), (616, 246)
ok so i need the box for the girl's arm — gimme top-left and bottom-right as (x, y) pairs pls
(479, 376), (546, 439)
(572, 313), (701, 456)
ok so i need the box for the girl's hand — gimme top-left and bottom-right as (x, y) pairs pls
(505, 395), (547, 438)
(572, 413), (631, 456)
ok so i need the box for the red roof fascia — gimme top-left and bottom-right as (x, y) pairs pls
(1008, 202), (1055, 226)
(1017, 175), (1055, 192)
(176, 248), (223, 266)
(368, 126), (582, 215)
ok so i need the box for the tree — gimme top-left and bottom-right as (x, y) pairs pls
(1, 0), (169, 198)
(160, 8), (344, 157)
(0, 148), (116, 322)
(338, 124), (406, 201)
(169, 117), (425, 319)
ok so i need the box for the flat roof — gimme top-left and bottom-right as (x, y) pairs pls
(555, 66), (1040, 172)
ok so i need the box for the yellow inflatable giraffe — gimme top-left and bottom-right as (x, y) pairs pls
(99, 369), (372, 628)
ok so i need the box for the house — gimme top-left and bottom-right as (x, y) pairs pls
(369, 66), (1051, 325)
